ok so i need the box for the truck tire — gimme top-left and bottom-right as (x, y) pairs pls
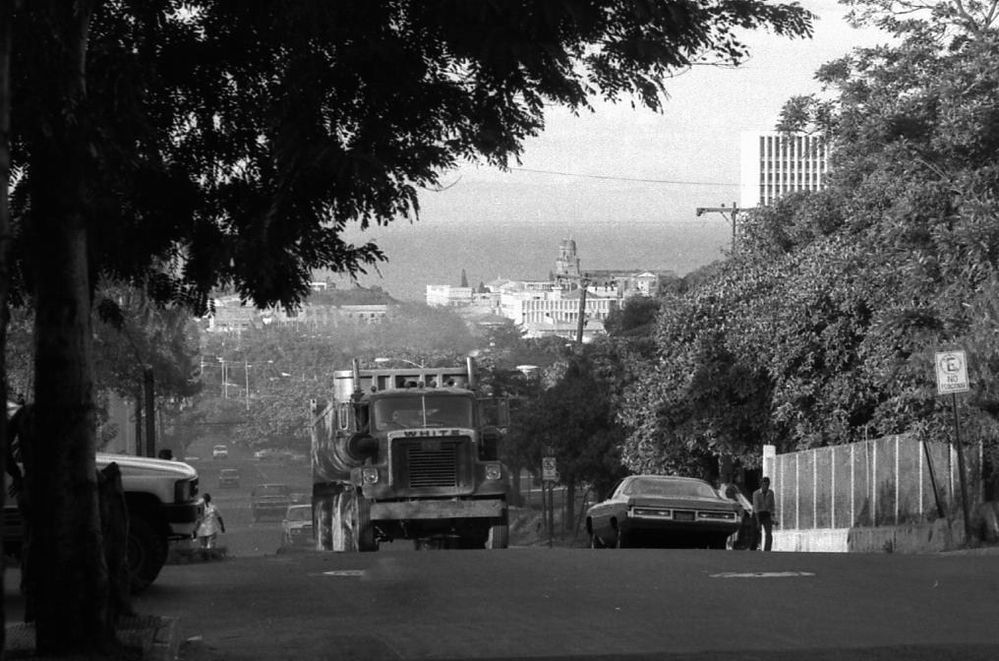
(331, 488), (377, 552)
(353, 491), (378, 553)
(127, 515), (168, 593)
(486, 523), (509, 549)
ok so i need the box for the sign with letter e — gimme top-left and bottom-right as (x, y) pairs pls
(542, 456), (558, 482)
(935, 350), (969, 395)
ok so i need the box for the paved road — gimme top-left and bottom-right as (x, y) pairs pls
(124, 545), (999, 660)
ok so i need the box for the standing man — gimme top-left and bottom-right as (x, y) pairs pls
(752, 477), (776, 551)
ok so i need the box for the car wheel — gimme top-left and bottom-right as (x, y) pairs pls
(127, 515), (168, 594)
(587, 520), (604, 549)
(614, 525), (628, 549)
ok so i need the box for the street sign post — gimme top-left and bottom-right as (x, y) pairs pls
(935, 349), (972, 540)
(935, 351), (969, 395)
(542, 456), (559, 483)
(541, 457), (558, 546)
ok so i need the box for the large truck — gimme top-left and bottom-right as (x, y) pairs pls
(310, 358), (509, 551)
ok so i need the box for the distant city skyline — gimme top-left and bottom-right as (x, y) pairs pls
(340, 2), (888, 301)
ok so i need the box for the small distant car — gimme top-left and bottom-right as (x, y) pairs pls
(218, 468), (241, 489)
(212, 444), (229, 459)
(585, 475), (742, 549)
(281, 504), (315, 548)
(250, 483), (292, 522)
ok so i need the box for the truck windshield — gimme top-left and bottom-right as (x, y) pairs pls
(372, 395), (473, 431)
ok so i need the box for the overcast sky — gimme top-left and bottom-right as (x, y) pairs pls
(406, 1), (887, 226)
(340, 1), (890, 297)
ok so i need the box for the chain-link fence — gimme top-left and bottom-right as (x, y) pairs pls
(768, 436), (981, 530)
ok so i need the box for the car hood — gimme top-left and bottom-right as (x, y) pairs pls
(625, 495), (739, 511)
(284, 520), (312, 531)
(97, 453), (197, 480)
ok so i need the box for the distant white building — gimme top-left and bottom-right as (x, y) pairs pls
(426, 285), (474, 307)
(425, 238), (669, 341)
(740, 131), (829, 209)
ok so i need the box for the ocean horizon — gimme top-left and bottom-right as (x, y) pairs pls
(332, 219), (733, 302)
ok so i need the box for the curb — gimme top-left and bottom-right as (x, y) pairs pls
(5, 614), (180, 661)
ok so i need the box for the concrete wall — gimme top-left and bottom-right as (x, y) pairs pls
(773, 518), (966, 554)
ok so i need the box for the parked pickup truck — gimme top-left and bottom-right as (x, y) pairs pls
(3, 452), (200, 592)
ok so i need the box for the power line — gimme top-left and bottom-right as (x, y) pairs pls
(508, 166), (733, 187)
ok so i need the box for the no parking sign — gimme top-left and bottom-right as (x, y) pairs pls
(935, 350), (969, 395)
(541, 456), (559, 483)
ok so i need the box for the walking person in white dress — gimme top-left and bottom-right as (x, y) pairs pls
(195, 493), (226, 558)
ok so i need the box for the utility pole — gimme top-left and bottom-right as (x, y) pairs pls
(695, 202), (742, 252)
(575, 274), (589, 343)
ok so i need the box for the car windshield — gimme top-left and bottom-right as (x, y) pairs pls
(220, 469), (238, 476)
(286, 507), (311, 521)
(372, 395), (473, 431)
(622, 478), (719, 499)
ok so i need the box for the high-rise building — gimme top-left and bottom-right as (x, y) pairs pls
(739, 131), (829, 209)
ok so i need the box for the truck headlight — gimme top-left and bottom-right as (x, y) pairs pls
(175, 478), (197, 503)
(361, 467), (379, 485)
(484, 463), (502, 481)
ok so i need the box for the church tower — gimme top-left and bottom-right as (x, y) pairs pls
(554, 237), (581, 283)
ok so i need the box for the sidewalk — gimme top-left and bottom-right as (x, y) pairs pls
(5, 615), (180, 661)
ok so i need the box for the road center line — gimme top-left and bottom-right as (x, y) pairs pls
(321, 570), (366, 577)
(709, 571), (815, 578)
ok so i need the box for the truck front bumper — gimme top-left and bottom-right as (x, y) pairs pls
(163, 502), (200, 540)
(371, 498), (506, 521)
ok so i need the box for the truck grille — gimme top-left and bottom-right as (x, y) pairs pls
(407, 444), (458, 488)
(392, 435), (472, 491)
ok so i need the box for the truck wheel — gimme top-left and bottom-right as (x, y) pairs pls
(332, 488), (378, 552)
(127, 516), (168, 593)
(353, 492), (378, 553)
(486, 524), (509, 549)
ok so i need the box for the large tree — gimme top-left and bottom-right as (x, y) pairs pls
(2, 1), (812, 654)
(619, 3), (999, 480)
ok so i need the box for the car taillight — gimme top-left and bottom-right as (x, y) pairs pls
(630, 507), (672, 518)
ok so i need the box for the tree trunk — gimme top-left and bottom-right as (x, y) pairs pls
(134, 394), (143, 455)
(25, 1), (112, 655)
(0, 0), (15, 650)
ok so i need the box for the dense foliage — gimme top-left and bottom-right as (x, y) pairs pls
(618, 6), (999, 481)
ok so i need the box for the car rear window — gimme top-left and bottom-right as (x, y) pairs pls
(626, 478), (719, 499)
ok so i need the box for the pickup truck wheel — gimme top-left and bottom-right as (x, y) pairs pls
(486, 523), (508, 549)
(127, 516), (168, 593)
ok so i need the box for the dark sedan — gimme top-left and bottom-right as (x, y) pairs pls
(586, 475), (741, 549)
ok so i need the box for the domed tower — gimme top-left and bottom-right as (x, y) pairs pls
(554, 237), (581, 283)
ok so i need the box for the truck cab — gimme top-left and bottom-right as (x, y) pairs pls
(311, 359), (509, 551)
